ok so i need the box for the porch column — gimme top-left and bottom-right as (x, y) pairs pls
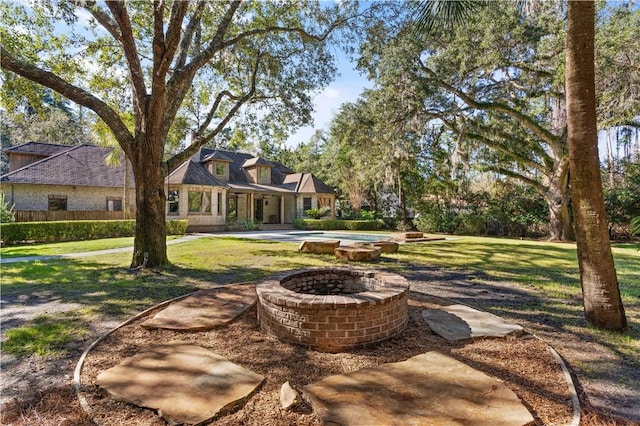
(249, 193), (253, 221)
(280, 195), (285, 224)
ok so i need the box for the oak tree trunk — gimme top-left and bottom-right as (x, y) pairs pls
(566, 1), (626, 330)
(129, 134), (168, 268)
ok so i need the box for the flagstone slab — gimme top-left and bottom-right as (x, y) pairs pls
(303, 351), (534, 426)
(142, 283), (256, 330)
(96, 342), (264, 425)
(422, 304), (524, 341)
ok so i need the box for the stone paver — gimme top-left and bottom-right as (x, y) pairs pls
(422, 304), (524, 341)
(142, 283), (256, 330)
(303, 351), (534, 426)
(96, 342), (264, 425)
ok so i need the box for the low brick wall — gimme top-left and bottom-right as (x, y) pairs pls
(256, 267), (409, 353)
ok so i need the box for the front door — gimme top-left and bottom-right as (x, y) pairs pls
(254, 198), (263, 222)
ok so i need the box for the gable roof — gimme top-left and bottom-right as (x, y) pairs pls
(4, 141), (70, 156)
(194, 149), (293, 186)
(1, 144), (135, 188)
(188, 148), (334, 195)
(242, 156), (271, 168)
(166, 160), (228, 187)
(201, 151), (233, 162)
(283, 173), (334, 194)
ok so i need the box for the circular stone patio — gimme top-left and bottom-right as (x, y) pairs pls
(76, 279), (579, 426)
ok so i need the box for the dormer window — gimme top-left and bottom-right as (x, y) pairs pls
(215, 163), (224, 176)
(258, 166), (269, 181)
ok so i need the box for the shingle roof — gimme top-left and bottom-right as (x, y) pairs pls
(242, 157), (271, 168)
(283, 173), (334, 194)
(4, 141), (70, 156)
(201, 151), (233, 162)
(190, 148), (334, 195)
(166, 160), (227, 187)
(0, 144), (135, 188)
(195, 149), (291, 186)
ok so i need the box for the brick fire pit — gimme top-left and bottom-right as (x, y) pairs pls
(256, 267), (409, 352)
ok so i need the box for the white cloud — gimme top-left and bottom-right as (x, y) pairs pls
(323, 87), (341, 100)
(285, 78), (371, 148)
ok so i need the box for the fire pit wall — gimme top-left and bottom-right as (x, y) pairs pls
(256, 268), (409, 353)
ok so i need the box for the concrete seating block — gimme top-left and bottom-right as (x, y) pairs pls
(334, 246), (381, 261)
(352, 241), (399, 253)
(391, 231), (424, 241)
(298, 240), (340, 254)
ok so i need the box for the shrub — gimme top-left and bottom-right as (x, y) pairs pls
(0, 192), (15, 223)
(304, 207), (332, 219)
(293, 219), (383, 231)
(457, 213), (486, 235)
(0, 219), (187, 244)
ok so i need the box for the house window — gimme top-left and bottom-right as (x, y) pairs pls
(106, 197), (123, 211)
(303, 197), (312, 212)
(215, 163), (224, 175)
(48, 195), (67, 211)
(168, 190), (179, 215)
(188, 190), (211, 214)
(217, 192), (223, 216)
(258, 167), (269, 181)
(227, 195), (237, 221)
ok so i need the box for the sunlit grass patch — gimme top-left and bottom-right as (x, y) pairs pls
(1, 313), (90, 357)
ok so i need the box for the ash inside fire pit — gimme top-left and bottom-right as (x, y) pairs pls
(256, 267), (409, 352)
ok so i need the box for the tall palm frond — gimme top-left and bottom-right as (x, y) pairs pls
(631, 215), (640, 237)
(411, 0), (484, 34)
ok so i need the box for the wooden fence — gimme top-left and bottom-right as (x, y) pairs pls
(13, 210), (134, 222)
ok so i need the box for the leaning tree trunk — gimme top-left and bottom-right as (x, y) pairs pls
(566, 1), (626, 330)
(544, 158), (573, 241)
(129, 134), (168, 268)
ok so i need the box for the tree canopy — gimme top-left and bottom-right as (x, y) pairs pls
(1, 0), (360, 267)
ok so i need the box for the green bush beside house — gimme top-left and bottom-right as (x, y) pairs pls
(293, 218), (383, 231)
(0, 220), (188, 245)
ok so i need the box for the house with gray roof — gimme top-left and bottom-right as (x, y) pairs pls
(1, 143), (335, 231)
(166, 147), (335, 231)
(1, 143), (135, 217)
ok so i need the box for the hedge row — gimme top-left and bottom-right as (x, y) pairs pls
(0, 220), (188, 245)
(293, 218), (384, 231)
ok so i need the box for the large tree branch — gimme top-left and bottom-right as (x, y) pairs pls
(418, 59), (562, 147)
(1, 45), (134, 155)
(175, 1), (205, 69)
(469, 121), (555, 167)
(105, 1), (147, 129)
(163, 0), (242, 135)
(82, 1), (121, 41)
(479, 165), (545, 192)
(165, 54), (262, 172)
(464, 131), (546, 174)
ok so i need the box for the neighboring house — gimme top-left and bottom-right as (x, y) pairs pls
(1, 142), (135, 220)
(1, 142), (336, 231)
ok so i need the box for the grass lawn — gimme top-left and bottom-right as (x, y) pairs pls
(1, 235), (638, 365)
(0, 236), (181, 258)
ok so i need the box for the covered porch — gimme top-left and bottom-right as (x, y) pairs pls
(227, 191), (297, 225)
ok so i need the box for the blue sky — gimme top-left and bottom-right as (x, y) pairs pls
(284, 54), (372, 148)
